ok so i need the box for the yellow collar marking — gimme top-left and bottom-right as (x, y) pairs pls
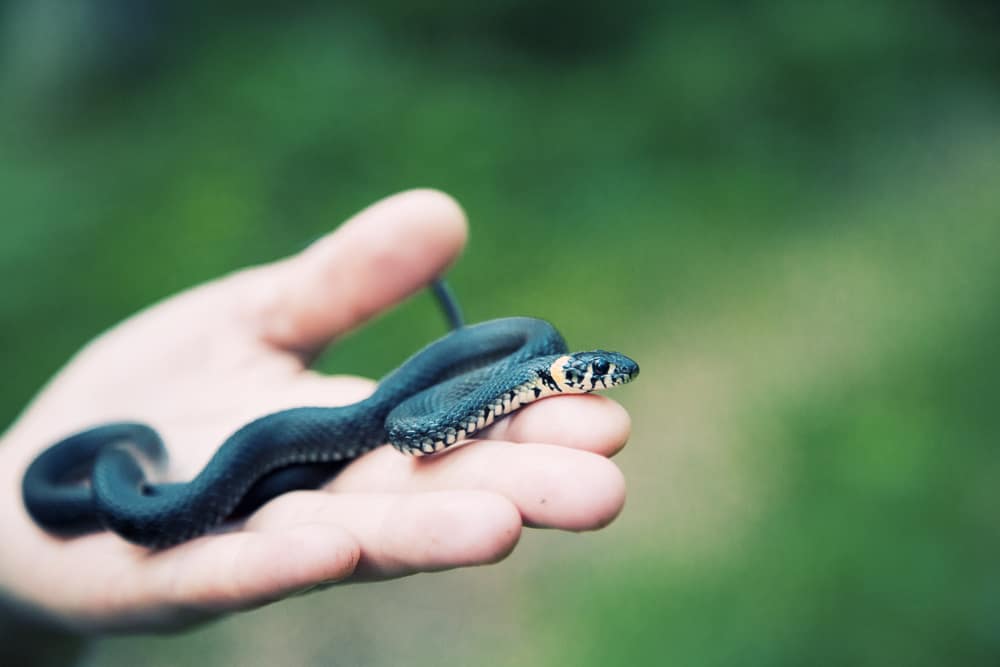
(548, 355), (572, 390)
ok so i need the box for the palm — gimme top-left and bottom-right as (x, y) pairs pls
(0, 191), (630, 634)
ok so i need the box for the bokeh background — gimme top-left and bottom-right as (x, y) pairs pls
(2, 1), (999, 665)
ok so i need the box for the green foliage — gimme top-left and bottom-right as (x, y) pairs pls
(2, 2), (998, 664)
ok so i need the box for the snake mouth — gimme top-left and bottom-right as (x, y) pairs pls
(559, 352), (639, 391)
(612, 359), (639, 385)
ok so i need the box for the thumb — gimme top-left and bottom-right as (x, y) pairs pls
(255, 189), (468, 357)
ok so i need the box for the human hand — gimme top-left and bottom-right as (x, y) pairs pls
(0, 190), (630, 636)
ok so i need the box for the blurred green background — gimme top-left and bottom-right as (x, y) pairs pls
(2, 1), (999, 665)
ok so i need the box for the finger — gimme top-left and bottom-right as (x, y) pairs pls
(140, 523), (361, 615)
(255, 189), (468, 356)
(246, 490), (521, 580)
(330, 443), (627, 531)
(478, 394), (632, 456)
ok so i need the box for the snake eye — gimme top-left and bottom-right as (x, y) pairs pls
(592, 358), (610, 375)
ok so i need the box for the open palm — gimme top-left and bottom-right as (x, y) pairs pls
(0, 190), (630, 636)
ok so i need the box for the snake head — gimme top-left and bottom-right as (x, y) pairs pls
(561, 350), (639, 391)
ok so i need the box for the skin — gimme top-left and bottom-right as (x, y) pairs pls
(0, 190), (630, 658)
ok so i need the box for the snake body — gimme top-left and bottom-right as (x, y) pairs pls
(22, 282), (638, 548)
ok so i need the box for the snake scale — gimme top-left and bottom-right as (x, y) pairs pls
(22, 281), (638, 548)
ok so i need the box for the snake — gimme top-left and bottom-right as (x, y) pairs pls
(21, 281), (638, 548)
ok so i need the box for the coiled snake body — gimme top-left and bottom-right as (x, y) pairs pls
(22, 282), (638, 548)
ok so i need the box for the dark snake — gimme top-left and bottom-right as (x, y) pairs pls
(22, 281), (639, 548)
